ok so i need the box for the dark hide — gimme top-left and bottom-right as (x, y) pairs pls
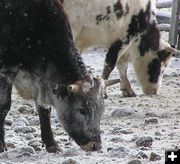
(0, 0), (104, 153)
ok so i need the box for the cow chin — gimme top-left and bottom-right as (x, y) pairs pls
(143, 87), (159, 95)
(80, 141), (102, 151)
(69, 132), (102, 151)
(141, 81), (161, 95)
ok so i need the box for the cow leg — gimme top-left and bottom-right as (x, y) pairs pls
(102, 40), (123, 79)
(0, 68), (16, 152)
(0, 98), (10, 153)
(116, 55), (136, 97)
(37, 105), (61, 153)
(102, 40), (123, 98)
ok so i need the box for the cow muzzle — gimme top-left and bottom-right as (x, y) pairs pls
(80, 141), (102, 151)
(143, 88), (159, 95)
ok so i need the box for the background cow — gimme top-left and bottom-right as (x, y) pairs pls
(0, 0), (118, 153)
(63, 0), (178, 97)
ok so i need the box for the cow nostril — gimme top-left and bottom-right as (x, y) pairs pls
(144, 88), (159, 95)
(91, 143), (98, 151)
(91, 143), (102, 151)
(80, 141), (102, 151)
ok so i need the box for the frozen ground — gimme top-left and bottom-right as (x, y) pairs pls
(0, 46), (180, 164)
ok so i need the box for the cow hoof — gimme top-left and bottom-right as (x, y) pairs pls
(0, 142), (7, 153)
(0, 147), (4, 153)
(102, 88), (108, 99)
(128, 92), (136, 97)
(121, 89), (136, 97)
(103, 92), (108, 99)
(46, 144), (62, 153)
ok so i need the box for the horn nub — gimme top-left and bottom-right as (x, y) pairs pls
(67, 84), (80, 93)
(104, 79), (121, 87)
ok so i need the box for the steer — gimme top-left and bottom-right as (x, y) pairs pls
(63, 0), (178, 97)
(0, 0), (118, 153)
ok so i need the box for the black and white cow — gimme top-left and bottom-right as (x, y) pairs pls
(0, 0), (119, 153)
(63, 0), (178, 97)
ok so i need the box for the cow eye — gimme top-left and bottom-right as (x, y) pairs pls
(79, 108), (87, 115)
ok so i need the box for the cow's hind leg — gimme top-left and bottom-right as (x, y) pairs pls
(0, 67), (17, 152)
(116, 55), (136, 97)
(37, 105), (61, 153)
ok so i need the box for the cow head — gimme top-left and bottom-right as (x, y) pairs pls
(134, 40), (177, 95)
(53, 76), (119, 151)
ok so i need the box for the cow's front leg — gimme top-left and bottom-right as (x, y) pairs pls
(102, 40), (123, 79)
(102, 40), (122, 98)
(116, 55), (136, 97)
(0, 75), (13, 152)
(37, 105), (61, 153)
(0, 112), (9, 152)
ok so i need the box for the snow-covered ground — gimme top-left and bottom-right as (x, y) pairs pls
(0, 45), (180, 164)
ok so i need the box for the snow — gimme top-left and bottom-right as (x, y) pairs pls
(0, 46), (180, 163)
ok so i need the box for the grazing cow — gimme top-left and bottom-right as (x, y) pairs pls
(0, 0), (118, 153)
(63, 0), (178, 97)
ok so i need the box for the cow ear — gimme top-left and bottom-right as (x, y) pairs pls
(164, 46), (177, 56)
(157, 44), (178, 62)
(104, 79), (121, 87)
(159, 40), (180, 59)
(157, 49), (171, 62)
(95, 76), (120, 88)
(169, 47), (180, 57)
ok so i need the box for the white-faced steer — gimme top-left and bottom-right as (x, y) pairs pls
(0, 0), (119, 153)
(63, 0), (178, 97)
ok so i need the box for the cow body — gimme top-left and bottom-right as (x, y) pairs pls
(0, 0), (105, 153)
(64, 0), (177, 96)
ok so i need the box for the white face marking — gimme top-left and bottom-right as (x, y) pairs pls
(133, 50), (161, 95)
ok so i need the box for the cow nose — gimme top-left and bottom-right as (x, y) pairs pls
(91, 142), (101, 151)
(80, 141), (102, 151)
(143, 88), (159, 95)
(146, 90), (158, 95)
